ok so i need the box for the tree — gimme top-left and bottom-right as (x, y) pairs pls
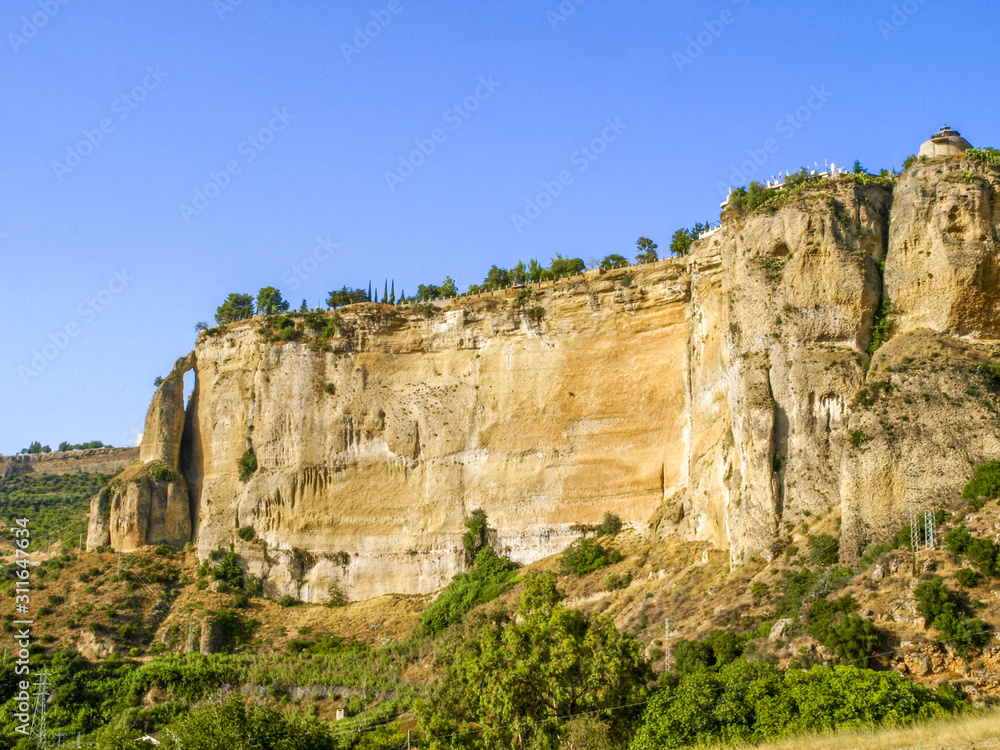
(418, 284), (441, 301)
(160, 697), (330, 749)
(440, 276), (457, 297)
(256, 287), (289, 316)
(417, 572), (651, 750)
(390, 280), (395, 304)
(326, 286), (368, 308)
(528, 258), (545, 283)
(462, 509), (489, 564)
(635, 237), (658, 264)
(195, 321), (208, 332)
(215, 293), (255, 324)
(483, 266), (511, 291)
(510, 261), (528, 285)
(599, 254), (629, 270)
(299, 299), (308, 312)
(669, 229), (695, 257)
(548, 254), (585, 278)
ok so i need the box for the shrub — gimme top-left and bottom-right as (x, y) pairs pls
(278, 595), (297, 608)
(324, 383), (335, 395)
(560, 538), (620, 576)
(605, 573), (632, 591)
(152, 466), (177, 482)
(462, 509), (489, 564)
(751, 581), (768, 600)
(849, 429), (871, 447)
(237, 526), (255, 542)
(807, 534), (839, 566)
(807, 596), (877, 664)
(962, 460), (1000, 499)
(212, 552), (245, 589)
(418, 547), (517, 635)
(671, 630), (749, 676)
(629, 661), (962, 750)
(915, 577), (990, 655)
(956, 568), (981, 588)
(237, 449), (258, 481)
(596, 512), (623, 537)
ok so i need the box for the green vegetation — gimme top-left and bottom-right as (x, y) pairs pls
(605, 572), (632, 590)
(238, 525), (256, 542)
(599, 253), (629, 270)
(806, 596), (877, 664)
(257, 286), (291, 316)
(55, 439), (106, 452)
(152, 465), (177, 482)
(418, 572), (650, 749)
(806, 534), (839, 566)
(961, 460), (1000, 499)
(629, 661), (962, 750)
(560, 537), (622, 576)
(19, 440), (52, 454)
(161, 697), (330, 749)
(596, 511), (623, 537)
(0, 472), (111, 551)
(671, 630), (750, 676)
(635, 236), (659, 264)
(758, 256), (785, 280)
(868, 298), (892, 355)
(849, 430), (871, 447)
(965, 147), (1000, 167)
(215, 292), (256, 324)
(418, 547), (518, 636)
(669, 223), (713, 257)
(237, 448), (258, 481)
(462, 508), (489, 563)
(853, 380), (891, 409)
(914, 578), (990, 656)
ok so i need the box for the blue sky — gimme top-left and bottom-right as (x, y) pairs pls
(1, 0), (997, 454)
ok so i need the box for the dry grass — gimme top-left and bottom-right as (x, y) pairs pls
(716, 710), (1000, 750)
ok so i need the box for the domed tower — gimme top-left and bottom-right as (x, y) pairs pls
(918, 125), (972, 158)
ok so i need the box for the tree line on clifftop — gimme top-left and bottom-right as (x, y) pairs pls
(205, 235), (718, 327)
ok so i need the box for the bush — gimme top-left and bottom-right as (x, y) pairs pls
(605, 573), (632, 591)
(629, 661), (961, 750)
(596, 512), (623, 537)
(160, 696), (330, 749)
(152, 466), (177, 482)
(212, 552), (245, 589)
(807, 596), (877, 664)
(671, 630), (749, 676)
(237, 526), (255, 542)
(751, 581), (768, 600)
(418, 547), (517, 635)
(237, 449), (257, 481)
(462, 509), (488, 563)
(915, 577), (990, 655)
(560, 538), (620, 576)
(849, 429), (871, 447)
(962, 460), (1000, 499)
(807, 534), (839, 566)
(278, 595), (297, 608)
(956, 568), (981, 588)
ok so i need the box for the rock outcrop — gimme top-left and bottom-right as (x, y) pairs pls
(89, 155), (1000, 601)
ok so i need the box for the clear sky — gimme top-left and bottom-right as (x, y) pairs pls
(1, 0), (997, 454)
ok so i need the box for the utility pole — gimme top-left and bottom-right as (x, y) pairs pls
(909, 495), (920, 576)
(925, 510), (936, 550)
(664, 618), (671, 673)
(30, 667), (49, 748)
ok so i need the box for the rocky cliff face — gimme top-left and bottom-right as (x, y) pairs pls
(90, 155), (1000, 602)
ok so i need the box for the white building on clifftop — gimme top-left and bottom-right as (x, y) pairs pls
(918, 125), (972, 158)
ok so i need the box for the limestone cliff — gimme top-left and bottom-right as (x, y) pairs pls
(90, 155), (1000, 602)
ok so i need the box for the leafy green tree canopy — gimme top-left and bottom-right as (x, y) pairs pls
(215, 292), (255, 324)
(256, 286), (290, 316)
(635, 237), (658, 264)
